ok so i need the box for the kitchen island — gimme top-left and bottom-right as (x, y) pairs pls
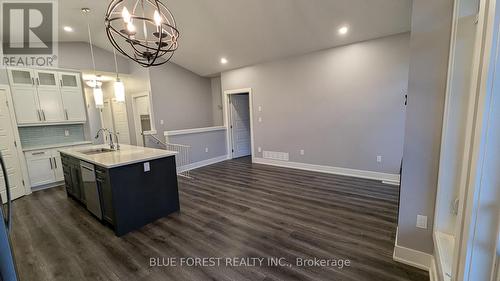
(58, 144), (180, 236)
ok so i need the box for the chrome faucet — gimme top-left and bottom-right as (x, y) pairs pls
(95, 128), (120, 150)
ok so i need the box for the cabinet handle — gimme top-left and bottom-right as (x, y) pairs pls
(41, 110), (46, 121)
(36, 110), (41, 121)
(53, 157), (57, 169)
(65, 109), (69, 120)
(49, 158), (54, 170)
(60, 80), (63, 87)
(31, 151), (45, 156)
(36, 77), (39, 86)
(31, 77), (34, 85)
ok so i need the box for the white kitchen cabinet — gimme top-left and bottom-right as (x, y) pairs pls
(8, 68), (86, 125)
(37, 88), (65, 122)
(35, 70), (59, 90)
(8, 68), (35, 87)
(61, 89), (86, 122)
(25, 150), (56, 187)
(10, 86), (41, 124)
(58, 72), (81, 89)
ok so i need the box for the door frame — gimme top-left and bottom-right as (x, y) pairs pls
(223, 88), (254, 160)
(0, 84), (31, 196)
(131, 92), (156, 147)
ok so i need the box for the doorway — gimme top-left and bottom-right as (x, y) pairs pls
(131, 92), (155, 147)
(224, 89), (254, 159)
(100, 99), (131, 145)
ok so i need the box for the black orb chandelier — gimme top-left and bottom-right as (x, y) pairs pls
(105, 0), (179, 67)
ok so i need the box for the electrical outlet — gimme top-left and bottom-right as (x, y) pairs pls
(416, 215), (428, 229)
(64, 130), (70, 137)
(258, 106), (262, 112)
(205, 147), (209, 153)
(300, 149), (305, 155)
(160, 120), (164, 125)
(258, 147), (262, 153)
(258, 117), (262, 123)
(377, 155), (382, 163)
(144, 162), (150, 172)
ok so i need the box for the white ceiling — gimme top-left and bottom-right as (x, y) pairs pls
(59, 0), (411, 77)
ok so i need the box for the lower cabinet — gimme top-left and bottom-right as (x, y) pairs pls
(61, 154), (85, 203)
(25, 149), (62, 187)
(96, 166), (114, 226)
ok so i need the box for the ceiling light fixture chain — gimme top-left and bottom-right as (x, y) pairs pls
(105, 0), (180, 67)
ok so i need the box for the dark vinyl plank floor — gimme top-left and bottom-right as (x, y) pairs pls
(10, 157), (429, 281)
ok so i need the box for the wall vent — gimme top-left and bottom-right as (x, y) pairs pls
(263, 151), (289, 161)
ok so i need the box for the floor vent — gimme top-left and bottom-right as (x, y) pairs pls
(263, 151), (289, 161)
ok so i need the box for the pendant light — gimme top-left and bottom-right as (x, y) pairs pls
(113, 47), (125, 103)
(84, 8), (104, 109)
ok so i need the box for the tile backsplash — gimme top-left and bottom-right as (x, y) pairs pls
(19, 125), (86, 148)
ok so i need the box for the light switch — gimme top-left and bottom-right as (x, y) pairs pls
(258, 106), (262, 112)
(205, 147), (209, 153)
(258, 117), (262, 123)
(144, 162), (150, 172)
(377, 155), (382, 163)
(160, 119), (164, 125)
(300, 149), (305, 155)
(258, 147), (262, 153)
(416, 215), (427, 229)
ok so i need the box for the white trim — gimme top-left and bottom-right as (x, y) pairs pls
(177, 155), (229, 172)
(253, 157), (400, 182)
(164, 126), (226, 136)
(223, 88), (255, 160)
(382, 180), (400, 186)
(131, 92), (155, 147)
(393, 228), (433, 271)
(429, 257), (439, 281)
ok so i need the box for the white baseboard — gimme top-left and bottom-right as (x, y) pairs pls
(252, 157), (400, 182)
(429, 257), (439, 281)
(393, 228), (433, 271)
(178, 155), (229, 172)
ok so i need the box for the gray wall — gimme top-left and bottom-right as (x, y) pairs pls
(148, 62), (214, 132)
(397, 0), (453, 254)
(221, 33), (410, 174)
(211, 77), (223, 126)
(58, 42), (131, 74)
(167, 129), (227, 164)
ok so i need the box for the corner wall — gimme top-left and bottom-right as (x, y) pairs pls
(221, 33), (410, 176)
(397, 0), (453, 254)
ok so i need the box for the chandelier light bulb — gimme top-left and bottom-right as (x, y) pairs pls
(122, 7), (131, 23)
(127, 22), (136, 33)
(154, 10), (162, 26)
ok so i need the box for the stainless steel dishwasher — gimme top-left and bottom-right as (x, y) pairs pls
(80, 161), (103, 220)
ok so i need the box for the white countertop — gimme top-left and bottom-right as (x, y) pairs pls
(23, 141), (93, 152)
(58, 144), (177, 168)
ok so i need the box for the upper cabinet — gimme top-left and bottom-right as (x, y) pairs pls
(8, 68), (87, 125)
(59, 72), (81, 89)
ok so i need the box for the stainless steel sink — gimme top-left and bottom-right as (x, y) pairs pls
(79, 148), (116, 155)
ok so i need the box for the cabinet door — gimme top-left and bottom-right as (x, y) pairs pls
(11, 87), (41, 124)
(70, 163), (83, 202)
(8, 69), (35, 87)
(96, 167), (114, 225)
(52, 151), (64, 181)
(58, 72), (81, 89)
(37, 88), (64, 122)
(35, 70), (59, 90)
(25, 152), (56, 187)
(61, 89), (86, 122)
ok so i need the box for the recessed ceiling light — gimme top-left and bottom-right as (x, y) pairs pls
(63, 26), (73, 32)
(338, 26), (349, 35)
(220, 58), (228, 64)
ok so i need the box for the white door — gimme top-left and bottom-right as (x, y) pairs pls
(111, 100), (131, 145)
(132, 94), (152, 146)
(37, 88), (64, 122)
(0, 89), (25, 203)
(61, 89), (86, 122)
(11, 87), (40, 124)
(229, 94), (251, 158)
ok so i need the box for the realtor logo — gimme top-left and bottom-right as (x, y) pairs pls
(1, 0), (58, 66)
